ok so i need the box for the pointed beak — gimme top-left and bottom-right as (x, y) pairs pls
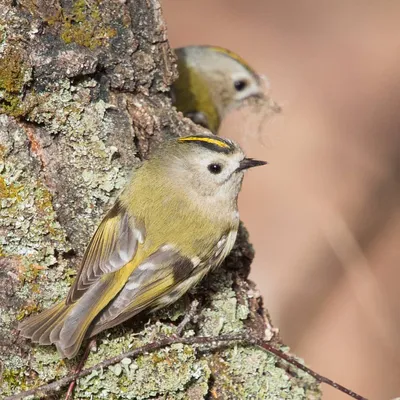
(238, 158), (268, 171)
(252, 91), (265, 100)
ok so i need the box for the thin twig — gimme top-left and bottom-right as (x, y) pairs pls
(176, 299), (199, 336)
(253, 339), (368, 400)
(64, 338), (97, 400)
(5, 333), (368, 400)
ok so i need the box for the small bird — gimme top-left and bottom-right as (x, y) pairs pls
(19, 134), (266, 359)
(172, 46), (265, 133)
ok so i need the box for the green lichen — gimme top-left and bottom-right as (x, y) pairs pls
(67, 322), (211, 400)
(197, 270), (249, 337)
(63, 266), (78, 285)
(0, 46), (28, 116)
(0, 160), (67, 263)
(0, 85), (135, 397)
(208, 346), (315, 399)
(56, 0), (117, 49)
(1, 368), (31, 393)
(23, 79), (130, 222)
(0, 23), (6, 45)
(0, 175), (23, 201)
(30, 347), (69, 383)
(0, 119), (72, 398)
(1, 354), (42, 395)
(76, 343), (210, 399)
(16, 299), (41, 321)
(0, 47), (24, 92)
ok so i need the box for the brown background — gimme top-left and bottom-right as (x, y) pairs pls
(163, 1), (400, 399)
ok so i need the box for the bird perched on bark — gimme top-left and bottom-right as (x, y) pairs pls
(19, 134), (266, 358)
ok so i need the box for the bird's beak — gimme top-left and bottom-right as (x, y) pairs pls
(252, 91), (265, 100)
(238, 158), (267, 171)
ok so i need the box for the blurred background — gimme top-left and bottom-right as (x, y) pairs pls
(163, 1), (400, 399)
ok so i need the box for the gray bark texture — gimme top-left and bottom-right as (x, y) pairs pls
(0, 0), (320, 398)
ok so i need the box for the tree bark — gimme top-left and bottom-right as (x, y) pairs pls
(0, 0), (320, 398)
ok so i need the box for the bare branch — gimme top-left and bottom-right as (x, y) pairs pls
(5, 332), (367, 400)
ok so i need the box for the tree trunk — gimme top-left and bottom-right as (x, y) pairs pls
(0, 0), (320, 398)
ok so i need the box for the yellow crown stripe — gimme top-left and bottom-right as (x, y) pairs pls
(178, 136), (231, 149)
(210, 46), (257, 75)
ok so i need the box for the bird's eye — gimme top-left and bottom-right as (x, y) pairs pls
(234, 79), (248, 92)
(208, 163), (222, 174)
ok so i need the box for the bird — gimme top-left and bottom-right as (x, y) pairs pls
(172, 46), (265, 133)
(18, 134), (266, 359)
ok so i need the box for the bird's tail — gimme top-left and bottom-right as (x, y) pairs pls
(18, 301), (72, 347)
(19, 277), (118, 359)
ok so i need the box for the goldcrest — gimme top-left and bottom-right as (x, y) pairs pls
(172, 46), (265, 133)
(19, 134), (266, 359)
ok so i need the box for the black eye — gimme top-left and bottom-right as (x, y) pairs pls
(208, 163), (222, 174)
(234, 79), (248, 92)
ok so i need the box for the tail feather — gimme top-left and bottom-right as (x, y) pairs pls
(19, 301), (69, 341)
(19, 276), (119, 359)
(38, 306), (71, 345)
(49, 319), (64, 343)
(57, 341), (83, 360)
(57, 278), (115, 358)
(31, 317), (56, 343)
(29, 304), (69, 344)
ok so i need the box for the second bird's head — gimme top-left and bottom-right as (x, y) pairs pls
(172, 46), (265, 133)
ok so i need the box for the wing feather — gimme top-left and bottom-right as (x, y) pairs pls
(88, 246), (196, 336)
(88, 229), (238, 337)
(66, 201), (141, 304)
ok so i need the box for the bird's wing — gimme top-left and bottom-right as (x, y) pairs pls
(88, 245), (204, 335)
(66, 200), (143, 304)
(88, 230), (238, 336)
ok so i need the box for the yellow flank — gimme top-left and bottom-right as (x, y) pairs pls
(178, 136), (230, 149)
(128, 274), (175, 311)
